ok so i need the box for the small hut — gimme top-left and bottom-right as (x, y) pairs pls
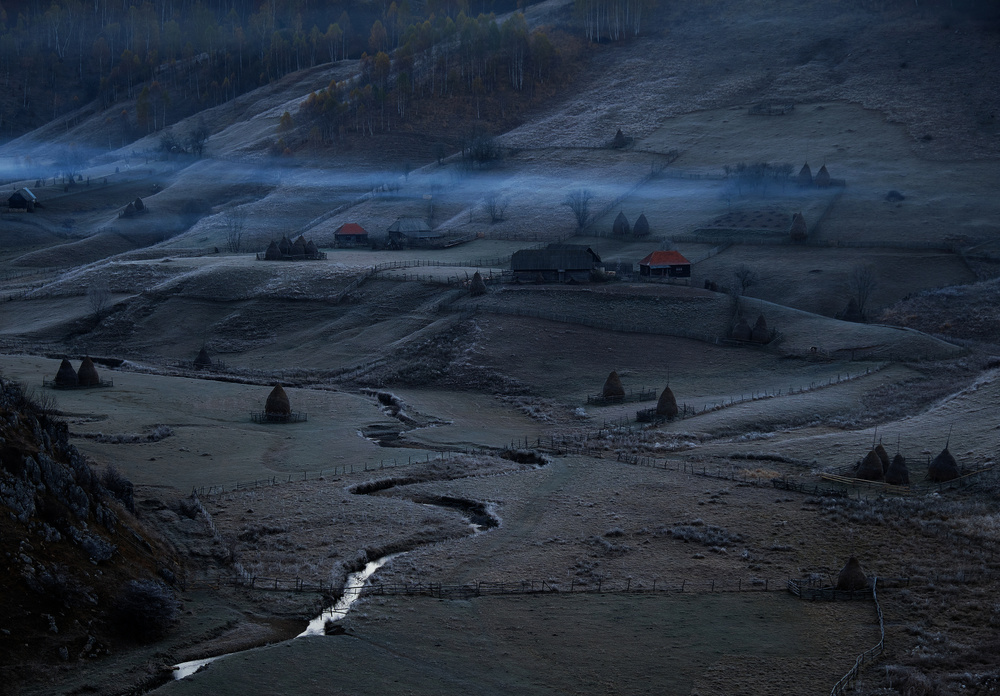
(470, 271), (487, 296)
(814, 165), (831, 188)
(8, 188), (37, 211)
(656, 385), (679, 419)
(633, 213), (650, 237)
(751, 314), (769, 344)
(54, 359), (79, 387)
(264, 240), (282, 260)
(731, 318), (752, 342)
(193, 346), (212, 369)
(928, 447), (959, 483)
(855, 450), (884, 481)
(602, 371), (626, 399)
(885, 453), (909, 485)
(265, 384), (291, 417)
(874, 443), (891, 474)
(334, 223), (369, 247)
(612, 211), (630, 236)
(835, 557), (869, 592)
(789, 212), (807, 241)
(796, 163), (813, 187)
(78, 357), (100, 387)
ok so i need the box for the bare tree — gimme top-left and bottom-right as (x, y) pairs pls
(849, 264), (878, 319)
(223, 205), (248, 253)
(563, 189), (594, 231)
(88, 277), (111, 317)
(187, 117), (210, 157)
(482, 192), (509, 223)
(733, 263), (759, 297)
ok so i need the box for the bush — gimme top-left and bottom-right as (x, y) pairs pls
(114, 579), (180, 641)
(100, 465), (135, 512)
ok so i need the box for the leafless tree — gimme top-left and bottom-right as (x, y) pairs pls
(733, 263), (759, 297)
(88, 277), (111, 317)
(563, 189), (594, 231)
(223, 205), (248, 253)
(849, 264), (878, 319)
(482, 192), (509, 223)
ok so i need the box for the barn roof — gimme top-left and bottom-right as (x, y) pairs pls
(335, 223), (368, 236)
(512, 249), (597, 271)
(639, 251), (690, 267)
(10, 188), (36, 201)
(387, 217), (437, 237)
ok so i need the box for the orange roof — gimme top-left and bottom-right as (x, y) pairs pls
(639, 250), (690, 266)
(335, 223), (367, 236)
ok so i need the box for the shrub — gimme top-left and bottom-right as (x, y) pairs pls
(100, 465), (135, 512)
(114, 579), (180, 641)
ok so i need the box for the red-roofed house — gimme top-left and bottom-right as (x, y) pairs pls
(638, 251), (691, 278)
(334, 223), (369, 247)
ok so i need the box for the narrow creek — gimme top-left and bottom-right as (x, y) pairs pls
(170, 480), (499, 681)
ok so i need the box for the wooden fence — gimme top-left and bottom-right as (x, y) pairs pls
(586, 388), (656, 406)
(829, 577), (886, 696)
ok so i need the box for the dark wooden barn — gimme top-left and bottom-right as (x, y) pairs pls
(8, 188), (37, 211)
(638, 251), (691, 278)
(511, 246), (601, 283)
(387, 217), (442, 247)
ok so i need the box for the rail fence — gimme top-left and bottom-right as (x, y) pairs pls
(830, 577), (886, 696)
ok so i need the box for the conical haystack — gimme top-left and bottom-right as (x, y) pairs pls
(836, 556), (869, 591)
(469, 271), (487, 297)
(123, 201), (136, 216)
(751, 314), (769, 344)
(194, 346), (212, 368)
(885, 453), (909, 485)
(305, 240), (320, 257)
(797, 163), (813, 187)
(928, 447), (959, 482)
(292, 237), (307, 256)
(841, 297), (863, 323)
(856, 450), (884, 481)
(265, 384), (291, 416)
(874, 443), (891, 474)
(789, 211), (808, 241)
(656, 385), (678, 418)
(612, 129), (627, 149)
(602, 371), (626, 399)
(78, 357), (100, 387)
(133, 197), (145, 211)
(815, 165), (831, 187)
(612, 211), (630, 236)
(264, 240), (282, 260)
(278, 236), (293, 255)
(54, 359), (78, 387)
(732, 318), (752, 342)
(633, 213), (650, 237)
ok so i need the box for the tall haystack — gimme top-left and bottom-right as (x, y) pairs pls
(265, 384), (291, 417)
(278, 236), (293, 256)
(470, 271), (487, 296)
(612, 211), (630, 236)
(841, 297), (863, 323)
(885, 453), (909, 485)
(732, 318), (752, 342)
(54, 359), (78, 387)
(751, 314), (769, 344)
(815, 165), (831, 187)
(305, 240), (320, 257)
(633, 213), (650, 237)
(133, 197), (145, 211)
(656, 385), (679, 418)
(789, 211), (808, 241)
(77, 357), (100, 387)
(797, 163), (813, 187)
(194, 346), (212, 368)
(928, 447), (959, 482)
(292, 237), (307, 257)
(874, 443), (891, 474)
(602, 371), (626, 399)
(264, 240), (281, 260)
(612, 129), (627, 149)
(836, 557), (869, 592)
(856, 450), (884, 481)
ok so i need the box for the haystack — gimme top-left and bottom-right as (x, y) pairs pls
(54, 359), (78, 387)
(602, 371), (626, 399)
(731, 318), (752, 342)
(874, 443), (891, 474)
(751, 314), (769, 344)
(841, 297), (863, 323)
(633, 213), (650, 237)
(885, 453), (909, 485)
(305, 240), (320, 257)
(656, 385), (678, 418)
(278, 236), (293, 256)
(856, 450), (884, 481)
(612, 129), (627, 149)
(797, 163), (813, 187)
(292, 237), (307, 257)
(612, 211), (630, 236)
(789, 211), (807, 241)
(133, 197), (145, 211)
(264, 240), (281, 260)
(835, 556), (869, 592)
(193, 346), (212, 368)
(469, 271), (487, 296)
(78, 357), (100, 387)
(265, 384), (291, 416)
(815, 165), (831, 187)
(928, 447), (959, 482)
(123, 201), (136, 216)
